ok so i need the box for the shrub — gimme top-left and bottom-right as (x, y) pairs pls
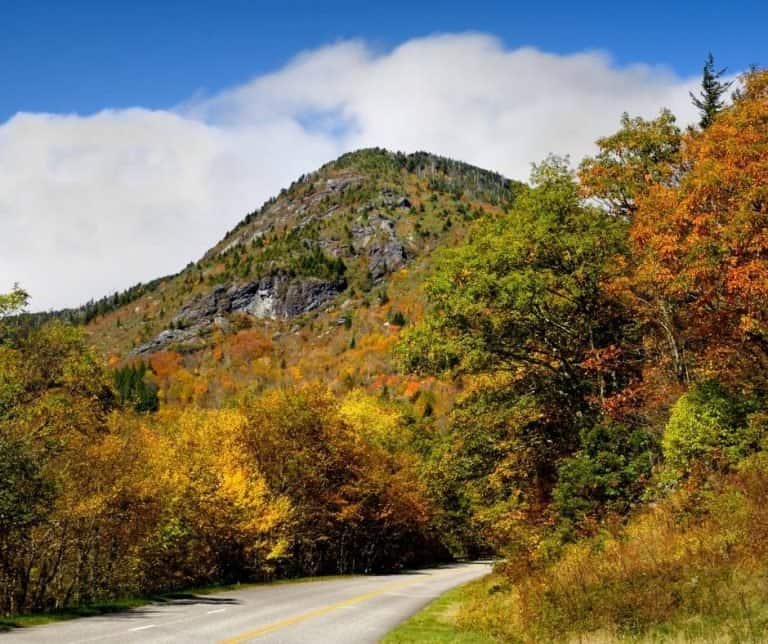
(456, 451), (768, 642)
(662, 380), (758, 475)
(554, 422), (658, 533)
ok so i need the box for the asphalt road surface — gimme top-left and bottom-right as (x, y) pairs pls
(2, 562), (491, 643)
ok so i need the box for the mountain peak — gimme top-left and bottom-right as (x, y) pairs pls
(32, 150), (523, 363)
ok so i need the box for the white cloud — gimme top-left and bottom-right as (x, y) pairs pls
(0, 33), (700, 311)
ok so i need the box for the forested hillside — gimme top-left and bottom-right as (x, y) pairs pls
(0, 149), (521, 615)
(3, 67), (768, 642)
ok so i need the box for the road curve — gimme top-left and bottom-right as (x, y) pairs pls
(1, 562), (491, 643)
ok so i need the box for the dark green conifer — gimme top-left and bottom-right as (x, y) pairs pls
(690, 52), (733, 128)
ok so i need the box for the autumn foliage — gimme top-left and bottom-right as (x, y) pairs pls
(628, 72), (768, 386)
(3, 70), (768, 641)
(441, 69), (768, 641)
(0, 322), (437, 614)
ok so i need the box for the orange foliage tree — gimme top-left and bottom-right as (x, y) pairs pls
(625, 70), (768, 385)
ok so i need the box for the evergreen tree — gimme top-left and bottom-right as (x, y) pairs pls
(690, 52), (733, 128)
(114, 363), (159, 413)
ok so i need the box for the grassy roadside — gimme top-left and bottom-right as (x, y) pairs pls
(0, 574), (353, 632)
(450, 573), (768, 644)
(384, 571), (768, 644)
(0, 597), (148, 631)
(381, 578), (495, 643)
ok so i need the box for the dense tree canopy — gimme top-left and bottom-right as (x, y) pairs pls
(398, 157), (643, 558)
(399, 156), (630, 391)
(627, 69), (768, 385)
(578, 110), (682, 218)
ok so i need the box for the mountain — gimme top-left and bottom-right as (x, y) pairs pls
(72, 148), (522, 404)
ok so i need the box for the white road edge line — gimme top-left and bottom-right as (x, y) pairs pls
(207, 608), (226, 614)
(129, 624), (157, 632)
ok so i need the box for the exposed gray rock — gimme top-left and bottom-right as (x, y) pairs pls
(213, 173), (364, 258)
(279, 277), (347, 317)
(350, 213), (409, 282)
(130, 274), (345, 356)
(380, 189), (410, 209)
(325, 176), (361, 192)
(368, 239), (408, 281)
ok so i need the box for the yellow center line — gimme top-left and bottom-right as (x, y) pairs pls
(218, 569), (461, 644)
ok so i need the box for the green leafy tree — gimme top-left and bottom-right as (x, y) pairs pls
(579, 110), (682, 218)
(0, 284), (28, 318)
(399, 158), (635, 560)
(0, 321), (120, 613)
(399, 156), (630, 399)
(554, 422), (658, 534)
(0, 432), (55, 539)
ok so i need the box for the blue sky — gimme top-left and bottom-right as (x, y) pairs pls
(2, 0), (765, 122)
(2, 0), (766, 310)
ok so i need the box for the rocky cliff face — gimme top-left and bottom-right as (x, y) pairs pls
(349, 213), (409, 281)
(131, 274), (345, 355)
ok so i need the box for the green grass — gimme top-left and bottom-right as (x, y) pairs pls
(0, 574), (356, 632)
(625, 602), (768, 643)
(0, 598), (148, 631)
(381, 580), (494, 643)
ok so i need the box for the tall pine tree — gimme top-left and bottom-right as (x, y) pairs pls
(690, 53), (732, 128)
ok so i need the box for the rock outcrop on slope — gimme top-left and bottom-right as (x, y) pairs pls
(349, 213), (409, 281)
(131, 274), (345, 355)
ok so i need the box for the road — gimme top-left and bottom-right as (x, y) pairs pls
(1, 562), (491, 643)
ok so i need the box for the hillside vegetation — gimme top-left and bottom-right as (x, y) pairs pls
(3, 67), (768, 643)
(0, 150), (520, 615)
